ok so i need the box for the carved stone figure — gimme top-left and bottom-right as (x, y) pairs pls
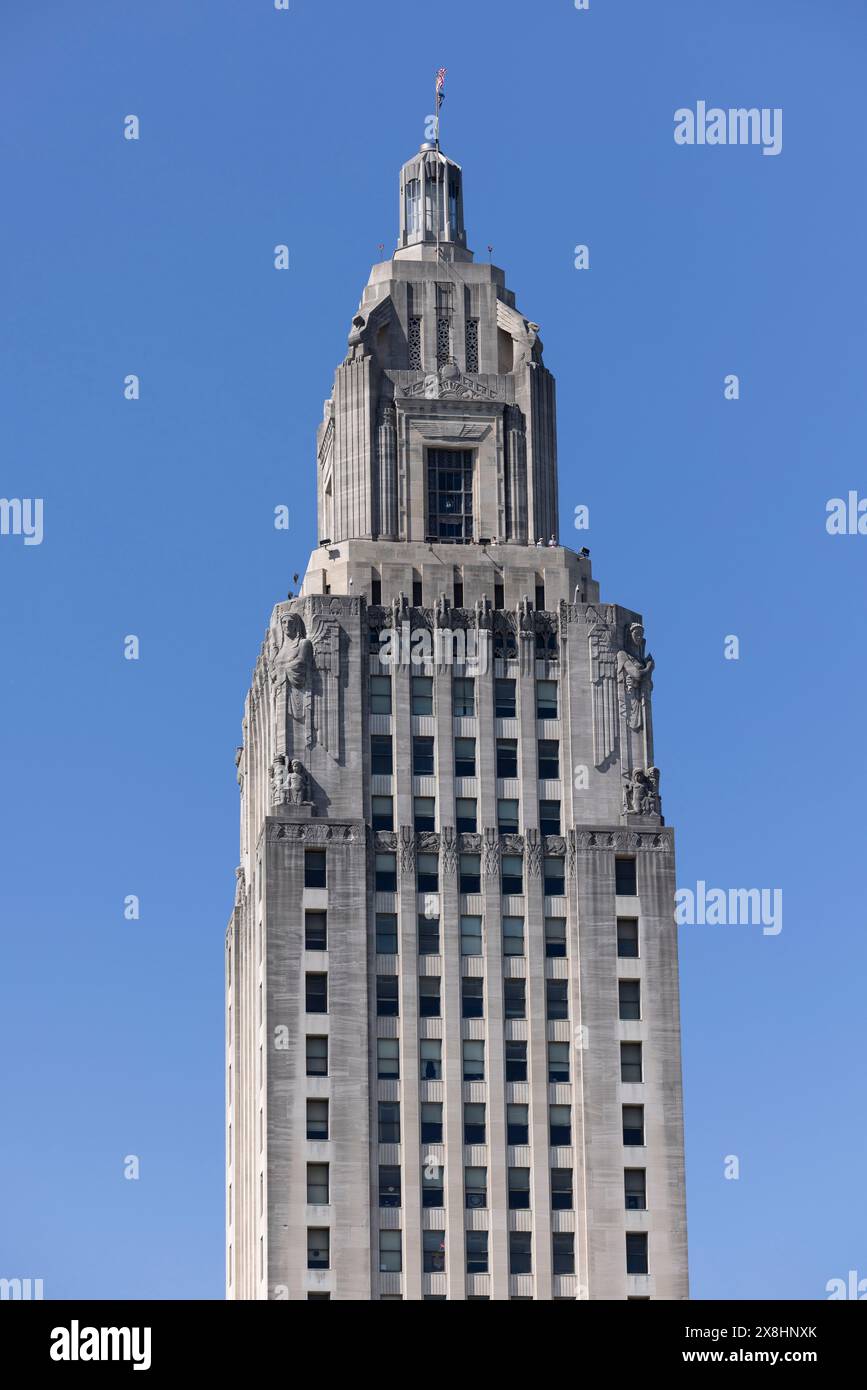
(622, 765), (662, 818)
(267, 605), (340, 754)
(618, 622), (654, 733)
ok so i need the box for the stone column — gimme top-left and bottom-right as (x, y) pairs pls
(505, 405), (528, 544)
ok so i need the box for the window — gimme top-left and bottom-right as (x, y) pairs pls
(507, 1103), (529, 1146)
(375, 913), (398, 955)
(304, 849), (327, 888)
(545, 917), (566, 958)
(503, 916), (524, 956)
(453, 676), (475, 716)
(306, 1035), (328, 1076)
(371, 795), (393, 831)
(504, 978), (526, 1020)
(544, 856), (565, 896)
(375, 853), (397, 892)
(307, 1163), (329, 1205)
(461, 976), (484, 1019)
(497, 798), (519, 834)
(459, 854), (481, 894)
(546, 979), (568, 1022)
(501, 855), (523, 895)
(538, 739), (559, 779)
(617, 918), (639, 957)
(454, 737), (476, 778)
(376, 975), (399, 1017)
(625, 1168), (647, 1210)
(371, 574), (382, 605)
(413, 735), (435, 776)
(462, 1039), (485, 1081)
(465, 1166), (487, 1209)
(307, 1228), (329, 1270)
(414, 796), (436, 831)
(466, 1230), (488, 1275)
(615, 857), (637, 895)
(494, 581), (504, 610)
(420, 1039), (442, 1081)
(497, 739), (518, 778)
(306, 973), (327, 1014)
(550, 1104), (571, 1147)
(553, 1232), (574, 1276)
(548, 1041), (570, 1083)
(623, 1105), (645, 1146)
(495, 678), (516, 718)
(421, 1102), (443, 1143)
(370, 674), (392, 714)
(379, 1229), (402, 1274)
(417, 853), (439, 892)
(405, 176), (421, 234)
(509, 1231), (532, 1275)
(308, 1293), (330, 1301)
(379, 1164), (401, 1208)
(505, 1040), (527, 1082)
(621, 1041), (643, 1084)
(626, 1232), (649, 1275)
(540, 800), (561, 835)
(464, 1102), (485, 1144)
(427, 448), (473, 541)
(307, 1099), (328, 1141)
(377, 1038), (399, 1079)
(456, 797), (477, 832)
(419, 976), (441, 1018)
(371, 735), (393, 776)
(536, 679), (557, 719)
(508, 1166), (531, 1211)
(411, 675), (433, 716)
(535, 579), (545, 611)
(460, 915), (482, 956)
(619, 979), (641, 1021)
(305, 910), (327, 950)
(423, 1229), (446, 1272)
(378, 1101), (400, 1144)
(418, 914), (440, 955)
(453, 572), (464, 608)
(412, 573), (423, 606)
(551, 1167), (573, 1210)
(422, 1165), (444, 1209)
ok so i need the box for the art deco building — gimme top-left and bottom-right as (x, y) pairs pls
(226, 139), (688, 1300)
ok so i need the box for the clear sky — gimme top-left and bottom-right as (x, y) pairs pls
(1, 0), (864, 1300)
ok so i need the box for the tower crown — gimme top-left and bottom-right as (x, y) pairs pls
(396, 143), (469, 261)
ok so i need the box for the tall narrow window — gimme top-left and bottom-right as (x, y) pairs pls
(405, 177), (421, 236)
(427, 449), (474, 541)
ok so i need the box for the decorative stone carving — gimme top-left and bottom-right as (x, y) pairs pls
(573, 827), (673, 852)
(401, 365), (500, 401)
(270, 754), (314, 809)
(501, 833), (524, 856)
(267, 822), (361, 843)
(399, 826), (416, 874)
(544, 836), (566, 856)
(474, 594), (492, 630)
(618, 622), (654, 734)
(440, 826), (458, 876)
(267, 606), (340, 754)
(483, 828), (500, 879)
(374, 831), (397, 850)
(417, 831), (440, 853)
(622, 765), (662, 817)
(525, 828), (542, 879)
(234, 866), (245, 907)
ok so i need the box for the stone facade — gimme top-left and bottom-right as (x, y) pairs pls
(226, 141), (688, 1300)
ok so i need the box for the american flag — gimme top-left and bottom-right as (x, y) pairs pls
(435, 67), (446, 110)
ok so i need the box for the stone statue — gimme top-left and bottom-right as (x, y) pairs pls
(269, 612), (315, 723)
(618, 621), (654, 733)
(270, 754), (313, 808)
(267, 604), (341, 754)
(622, 765), (662, 817)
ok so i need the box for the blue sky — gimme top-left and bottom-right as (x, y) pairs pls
(1, 0), (864, 1300)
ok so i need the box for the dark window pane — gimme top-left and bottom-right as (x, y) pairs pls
(615, 858), (637, 895)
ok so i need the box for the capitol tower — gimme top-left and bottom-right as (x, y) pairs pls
(226, 132), (688, 1301)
